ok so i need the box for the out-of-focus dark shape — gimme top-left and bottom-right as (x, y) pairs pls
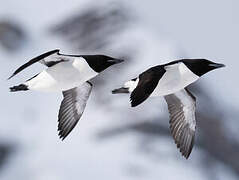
(97, 121), (169, 140)
(0, 143), (13, 170)
(0, 21), (26, 51)
(51, 3), (131, 51)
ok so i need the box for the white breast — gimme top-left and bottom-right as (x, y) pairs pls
(26, 57), (98, 92)
(151, 62), (199, 96)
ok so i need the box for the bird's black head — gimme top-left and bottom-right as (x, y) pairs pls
(181, 59), (225, 76)
(82, 55), (124, 73)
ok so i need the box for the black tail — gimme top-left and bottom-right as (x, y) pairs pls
(112, 87), (129, 94)
(10, 84), (29, 92)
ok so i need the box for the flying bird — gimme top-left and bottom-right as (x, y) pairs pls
(9, 49), (123, 140)
(112, 59), (225, 158)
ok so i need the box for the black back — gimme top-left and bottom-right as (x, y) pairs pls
(130, 66), (166, 107)
(82, 55), (119, 73)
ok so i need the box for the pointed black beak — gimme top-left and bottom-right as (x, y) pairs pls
(108, 58), (124, 64)
(209, 63), (225, 69)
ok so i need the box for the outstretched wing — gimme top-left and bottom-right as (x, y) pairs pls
(130, 66), (166, 107)
(164, 88), (196, 159)
(58, 82), (93, 140)
(8, 49), (69, 79)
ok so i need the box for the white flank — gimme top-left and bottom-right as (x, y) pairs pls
(26, 57), (98, 92)
(151, 62), (199, 96)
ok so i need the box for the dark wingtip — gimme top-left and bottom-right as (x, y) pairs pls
(58, 131), (66, 141)
(8, 49), (60, 80)
(131, 103), (137, 107)
(7, 74), (14, 80)
(61, 136), (66, 141)
(130, 93), (143, 107)
(57, 124), (70, 141)
(183, 150), (191, 159)
(130, 99), (138, 107)
(185, 135), (194, 159)
(58, 126), (66, 141)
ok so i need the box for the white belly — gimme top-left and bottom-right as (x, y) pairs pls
(26, 58), (98, 92)
(151, 63), (199, 96)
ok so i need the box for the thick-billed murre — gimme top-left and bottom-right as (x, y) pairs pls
(9, 49), (124, 140)
(112, 59), (225, 158)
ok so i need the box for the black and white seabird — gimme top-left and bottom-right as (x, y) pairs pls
(9, 49), (123, 140)
(112, 59), (225, 158)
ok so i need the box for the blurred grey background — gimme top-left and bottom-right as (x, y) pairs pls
(1, 0), (238, 179)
